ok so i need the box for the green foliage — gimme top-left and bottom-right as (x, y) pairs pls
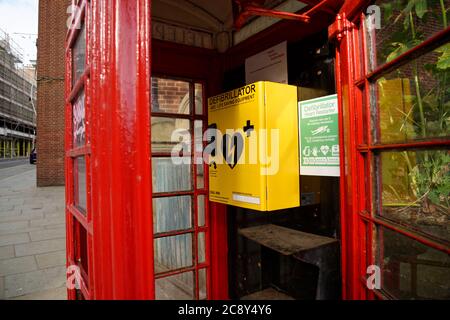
(409, 151), (450, 209)
(414, 0), (428, 18)
(435, 43), (450, 70)
(386, 39), (421, 62)
(379, 0), (450, 212)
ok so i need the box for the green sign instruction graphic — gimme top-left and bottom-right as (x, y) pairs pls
(299, 94), (340, 177)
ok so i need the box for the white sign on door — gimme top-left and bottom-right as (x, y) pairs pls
(245, 41), (288, 85)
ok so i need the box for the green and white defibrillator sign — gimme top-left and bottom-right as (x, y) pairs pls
(299, 94), (340, 177)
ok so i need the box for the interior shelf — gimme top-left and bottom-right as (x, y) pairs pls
(238, 224), (338, 256)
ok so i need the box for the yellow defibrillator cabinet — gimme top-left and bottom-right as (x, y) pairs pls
(208, 81), (300, 211)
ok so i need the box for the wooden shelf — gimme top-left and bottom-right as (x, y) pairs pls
(238, 224), (338, 256)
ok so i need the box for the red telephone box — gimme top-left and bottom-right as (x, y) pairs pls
(65, 0), (450, 300)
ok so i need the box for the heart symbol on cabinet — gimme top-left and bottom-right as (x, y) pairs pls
(222, 133), (244, 169)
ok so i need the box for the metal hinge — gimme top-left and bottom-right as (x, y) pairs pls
(328, 14), (353, 42)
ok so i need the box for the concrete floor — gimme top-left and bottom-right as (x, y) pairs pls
(0, 164), (67, 300)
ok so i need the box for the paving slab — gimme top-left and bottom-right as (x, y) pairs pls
(30, 216), (65, 228)
(0, 221), (29, 232)
(0, 246), (15, 260)
(0, 212), (43, 223)
(30, 228), (66, 242)
(12, 286), (67, 300)
(14, 238), (66, 257)
(36, 251), (66, 269)
(0, 256), (38, 276)
(0, 166), (66, 300)
(0, 233), (30, 247)
(4, 266), (66, 298)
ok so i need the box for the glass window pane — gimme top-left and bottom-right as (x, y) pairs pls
(73, 91), (85, 147)
(72, 25), (86, 86)
(151, 117), (190, 154)
(74, 156), (87, 213)
(154, 234), (193, 273)
(198, 195), (206, 227)
(195, 120), (205, 189)
(377, 150), (450, 242)
(151, 77), (190, 114)
(199, 269), (207, 300)
(372, 45), (450, 143)
(153, 196), (192, 234)
(198, 232), (206, 264)
(197, 164), (205, 190)
(366, 0), (449, 70)
(78, 223), (89, 281)
(152, 158), (192, 193)
(156, 272), (194, 300)
(376, 227), (450, 299)
(195, 83), (204, 115)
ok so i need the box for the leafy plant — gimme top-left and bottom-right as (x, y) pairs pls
(378, 0), (450, 218)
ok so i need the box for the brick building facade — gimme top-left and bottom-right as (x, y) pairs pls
(36, 0), (70, 186)
(152, 77), (191, 113)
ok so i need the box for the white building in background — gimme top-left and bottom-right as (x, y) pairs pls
(0, 28), (36, 159)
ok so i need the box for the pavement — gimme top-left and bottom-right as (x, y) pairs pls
(0, 161), (67, 300)
(0, 158), (29, 170)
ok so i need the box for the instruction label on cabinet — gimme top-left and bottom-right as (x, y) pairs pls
(299, 94), (340, 177)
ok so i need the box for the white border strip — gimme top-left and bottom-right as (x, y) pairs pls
(232, 193), (261, 205)
(300, 166), (340, 177)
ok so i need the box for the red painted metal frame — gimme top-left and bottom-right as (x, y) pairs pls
(331, 1), (450, 300)
(301, 0), (340, 14)
(329, 1), (379, 300)
(65, 0), (154, 299)
(233, 0), (343, 29)
(234, 3), (310, 29)
(66, 1), (229, 299)
(331, 13), (365, 300)
(65, 0), (93, 301)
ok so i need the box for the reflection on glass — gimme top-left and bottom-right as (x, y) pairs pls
(376, 227), (450, 299)
(153, 196), (192, 234)
(72, 25), (86, 86)
(373, 46), (450, 143)
(199, 269), (207, 300)
(151, 117), (190, 154)
(151, 77), (190, 114)
(77, 223), (89, 278)
(378, 150), (450, 242)
(156, 272), (194, 300)
(195, 83), (204, 115)
(198, 232), (206, 264)
(73, 91), (85, 147)
(154, 234), (193, 273)
(198, 195), (206, 227)
(152, 158), (191, 193)
(367, 0), (449, 70)
(74, 156), (87, 213)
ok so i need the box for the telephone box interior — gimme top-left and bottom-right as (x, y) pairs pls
(151, 0), (342, 300)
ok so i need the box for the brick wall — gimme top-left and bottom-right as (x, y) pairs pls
(36, 0), (70, 186)
(152, 77), (191, 113)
